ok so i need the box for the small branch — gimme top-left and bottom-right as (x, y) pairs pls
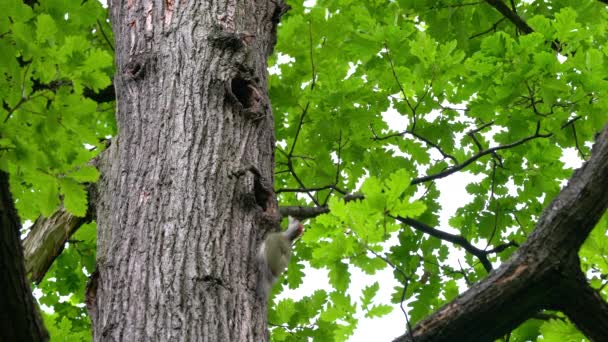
(469, 120), (495, 135)
(279, 205), (328, 219)
(457, 259), (473, 286)
(467, 130), (484, 151)
(4, 97), (26, 123)
(469, 18), (507, 39)
(430, 1), (482, 10)
(384, 43), (416, 128)
(289, 166), (321, 207)
(361, 243), (414, 339)
(484, 240), (520, 254)
(276, 184), (346, 195)
(323, 131), (344, 205)
(571, 124), (587, 159)
(308, 20), (316, 91)
(287, 102), (310, 157)
(280, 27), (319, 205)
(411, 125), (552, 185)
(392, 215), (494, 273)
(96, 19), (114, 51)
(485, 161), (500, 249)
(371, 126), (458, 164)
(409, 130), (458, 164)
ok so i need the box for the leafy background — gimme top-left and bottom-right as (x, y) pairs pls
(1, 0), (607, 341)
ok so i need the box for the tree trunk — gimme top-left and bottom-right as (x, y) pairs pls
(0, 170), (49, 342)
(88, 0), (286, 340)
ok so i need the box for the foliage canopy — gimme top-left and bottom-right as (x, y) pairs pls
(1, 0), (607, 341)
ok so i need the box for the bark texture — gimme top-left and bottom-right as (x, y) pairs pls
(90, 0), (285, 340)
(0, 170), (49, 341)
(24, 195), (93, 283)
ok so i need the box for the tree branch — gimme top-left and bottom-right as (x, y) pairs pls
(392, 215), (495, 273)
(484, 0), (533, 34)
(411, 124), (551, 185)
(484, 0), (561, 51)
(23, 193), (94, 283)
(22, 154), (104, 283)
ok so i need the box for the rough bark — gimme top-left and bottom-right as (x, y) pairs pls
(89, 0), (285, 340)
(23, 187), (94, 283)
(557, 266), (608, 341)
(0, 170), (49, 341)
(394, 124), (608, 342)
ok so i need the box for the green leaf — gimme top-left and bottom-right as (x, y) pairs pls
(274, 298), (296, 324)
(67, 165), (99, 182)
(328, 261), (350, 292)
(360, 282), (380, 309)
(58, 177), (88, 216)
(365, 304), (393, 318)
(539, 318), (586, 342)
(36, 14), (57, 43)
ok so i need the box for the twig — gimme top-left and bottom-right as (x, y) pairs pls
(469, 18), (506, 39)
(384, 43), (416, 128)
(276, 184), (347, 195)
(371, 125), (458, 164)
(363, 244), (414, 340)
(97, 19), (115, 51)
(571, 124), (587, 159)
(485, 161), (500, 249)
(411, 123), (552, 185)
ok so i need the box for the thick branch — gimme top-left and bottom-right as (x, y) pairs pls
(484, 0), (533, 34)
(22, 154), (104, 283)
(23, 195), (94, 283)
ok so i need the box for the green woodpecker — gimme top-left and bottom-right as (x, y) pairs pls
(256, 216), (304, 299)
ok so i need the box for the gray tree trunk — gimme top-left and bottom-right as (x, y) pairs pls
(87, 1), (286, 340)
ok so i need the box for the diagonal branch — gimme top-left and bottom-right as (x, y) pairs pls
(392, 215), (495, 272)
(23, 199), (94, 283)
(371, 125), (459, 165)
(484, 0), (561, 51)
(411, 123), (551, 185)
(484, 0), (533, 34)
